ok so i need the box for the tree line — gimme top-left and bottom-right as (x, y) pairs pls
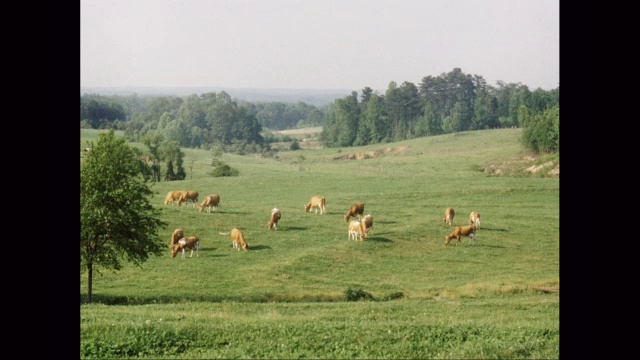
(320, 68), (559, 153)
(81, 67), (559, 155)
(81, 91), (326, 152)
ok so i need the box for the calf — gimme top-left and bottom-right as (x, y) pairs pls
(348, 220), (367, 241)
(268, 208), (281, 230)
(171, 236), (200, 258)
(469, 211), (481, 229)
(344, 202), (365, 222)
(231, 228), (249, 251)
(445, 225), (477, 246)
(442, 207), (455, 226)
(304, 195), (326, 214)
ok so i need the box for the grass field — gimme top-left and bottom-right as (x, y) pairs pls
(80, 128), (559, 359)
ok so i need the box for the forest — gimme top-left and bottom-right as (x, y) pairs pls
(81, 67), (559, 160)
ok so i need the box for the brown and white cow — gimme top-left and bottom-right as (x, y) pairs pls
(442, 207), (455, 227)
(268, 208), (281, 230)
(348, 220), (367, 241)
(170, 228), (184, 248)
(231, 228), (249, 251)
(445, 225), (477, 246)
(199, 194), (221, 213)
(164, 191), (183, 206)
(362, 214), (374, 236)
(304, 195), (326, 215)
(469, 211), (481, 229)
(344, 202), (365, 222)
(171, 236), (200, 258)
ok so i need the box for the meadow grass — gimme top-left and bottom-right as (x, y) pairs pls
(80, 128), (559, 359)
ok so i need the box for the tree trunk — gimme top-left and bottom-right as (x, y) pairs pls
(87, 262), (93, 304)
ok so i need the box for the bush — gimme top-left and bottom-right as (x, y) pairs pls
(210, 161), (239, 177)
(290, 139), (301, 150)
(344, 287), (374, 302)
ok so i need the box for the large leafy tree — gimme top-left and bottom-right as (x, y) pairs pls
(81, 130), (166, 303)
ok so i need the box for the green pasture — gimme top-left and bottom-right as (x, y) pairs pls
(80, 128), (559, 359)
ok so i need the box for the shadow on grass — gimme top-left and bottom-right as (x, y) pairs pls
(248, 245), (271, 251)
(376, 220), (397, 224)
(280, 226), (309, 231)
(81, 289), (406, 306)
(478, 227), (508, 232)
(365, 236), (393, 243)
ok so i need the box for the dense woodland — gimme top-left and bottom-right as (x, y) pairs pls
(81, 68), (559, 163)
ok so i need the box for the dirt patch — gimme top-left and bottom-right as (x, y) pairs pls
(524, 161), (555, 174)
(334, 146), (408, 160)
(483, 154), (559, 177)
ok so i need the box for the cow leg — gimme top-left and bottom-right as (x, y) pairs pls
(470, 234), (476, 246)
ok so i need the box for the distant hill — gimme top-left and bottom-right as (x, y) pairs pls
(80, 86), (354, 107)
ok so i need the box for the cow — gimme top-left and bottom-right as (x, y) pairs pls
(199, 194), (221, 213)
(469, 211), (481, 229)
(268, 208), (281, 230)
(442, 207), (455, 226)
(170, 228), (184, 248)
(171, 236), (200, 258)
(304, 195), (326, 214)
(181, 191), (199, 207)
(348, 220), (367, 241)
(231, 228), (249, 251)
(344, 202), (365, 222)
(362, 214), (374, 236)
(445, 225), (477, 246)
(164, 191), (183, 206)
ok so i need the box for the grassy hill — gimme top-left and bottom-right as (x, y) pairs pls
(80, 128), (559, 359)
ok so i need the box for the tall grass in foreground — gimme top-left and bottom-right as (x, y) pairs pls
(81, 128), (559, 359)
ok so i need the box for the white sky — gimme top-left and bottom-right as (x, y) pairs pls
(80, 0), (559, 92)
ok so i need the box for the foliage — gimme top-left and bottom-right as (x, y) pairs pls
(520, 105), (559, 153)
(80, 130), (166, 303)
(289, 139), (301, 150)
(209, 161), (239, 177)
(344, 287), (374, 301)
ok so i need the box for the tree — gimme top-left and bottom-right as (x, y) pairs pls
(81, 130), (166, 303)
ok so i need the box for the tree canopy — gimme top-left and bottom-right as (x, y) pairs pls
(80, 130), (167, 303)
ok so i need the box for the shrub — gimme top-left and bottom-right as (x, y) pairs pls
(344, 287), (374, 302)
(210, 161), (239, 177)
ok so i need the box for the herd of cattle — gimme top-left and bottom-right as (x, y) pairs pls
(163, 190), (481, 258)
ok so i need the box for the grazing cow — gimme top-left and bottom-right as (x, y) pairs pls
(170, 228), (184, 248)
(268, 208), (281, 230)
(199, 194), (221, 213)
(171, 236), (200, 258)
(362, 214), (374, 236)
(469, 211), (481, 229)
(445, 225), (477, 246)
(181, 191), (199, 207)
(175, 190), (198, 207)
(348, 220), (367, 241)
(164, 191), (183, 206)
(231, 228), (249, 251)
(304, 195), (326, 214)
(344, 202), (365, 222)
(442, 207), (455, 226)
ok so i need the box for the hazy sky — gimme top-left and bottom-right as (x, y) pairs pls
(80, 0), (559, 92)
